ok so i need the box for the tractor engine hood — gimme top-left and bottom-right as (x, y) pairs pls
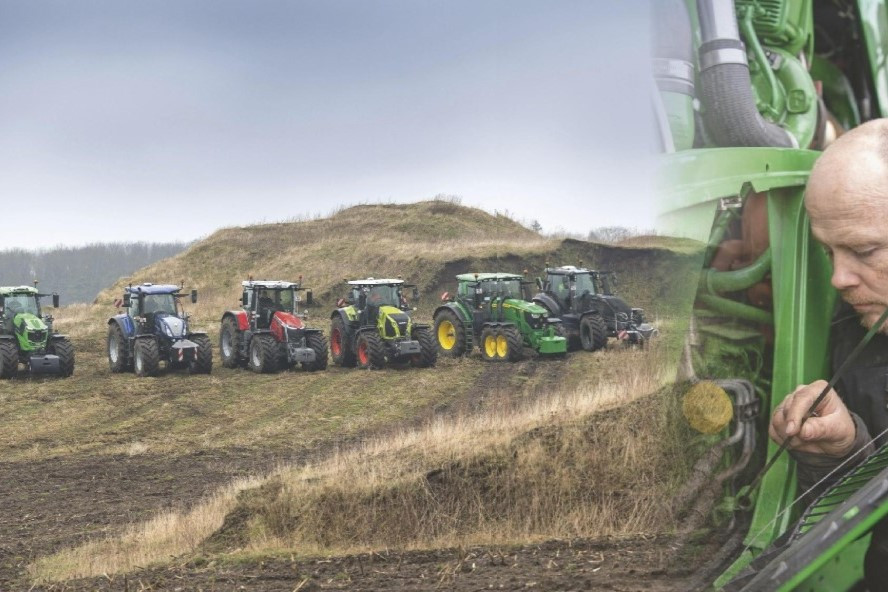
(378, 305), (412, 339)
(14, 313), (49, 349)
(502, 298), (550, 316)
(155, 313), (186, 339)
(593, 295), (632, 316)
(271, 311), (304, 330)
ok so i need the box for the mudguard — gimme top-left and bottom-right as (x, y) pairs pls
(109, 314), (135, 338)
(222, 310), (249, 331)
(433, 302), (471, 324)
(532, 293), (562, 317)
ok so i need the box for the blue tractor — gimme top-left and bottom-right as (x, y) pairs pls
(107, 283), (212, 377)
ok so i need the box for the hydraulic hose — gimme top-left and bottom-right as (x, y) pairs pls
(696, 0), (796, 148)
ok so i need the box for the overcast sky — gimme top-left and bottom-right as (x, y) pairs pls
(0, 1), (654, 249)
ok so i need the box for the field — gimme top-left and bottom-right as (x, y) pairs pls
(0, 202), (708, 590)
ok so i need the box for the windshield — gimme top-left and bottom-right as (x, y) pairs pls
(4, 294), (39, 316)
(573, 273), (596, 295)
(479, 279), (522, 299)
(363, 285), (400, 307)
(140, 293), (178, 316)
(257, 288), (294, 312)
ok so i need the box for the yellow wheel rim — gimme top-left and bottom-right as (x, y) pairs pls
(438, 320), (456, 350)
(484, 334), (498, 358)
(496, 334), (508, 358)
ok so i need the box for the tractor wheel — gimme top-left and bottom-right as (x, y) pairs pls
(248, 334), (278, 373)
(134, 338), (160, 377)
(480, 327), (499, 362)
(500, 325), (524, 362)
(219, 317), (242, 368)
(303, 333), (329, 372)
(411, 326), (437, 368)
(434, 309), (466, 357)
(107, 323), (130, 373)
(580, 314), (607, 352)
(356, 332), (386, 370)
(0, 340), (18, 379)
(49, 338), (75, 377)
(330, 317), (356, 367)
(189, 335), (213, 374)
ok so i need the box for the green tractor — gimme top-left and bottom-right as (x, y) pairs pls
(329, 278), (436, 370)
(655, 0), (888, 588)
(433, 273), (567, 362)
(0, 285), (74, 378)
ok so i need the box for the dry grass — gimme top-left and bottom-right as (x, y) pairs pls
(30, 344), (698, 583)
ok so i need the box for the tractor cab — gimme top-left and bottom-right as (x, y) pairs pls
(241, 280), (311, 329)
(456, 273), (525, 308)
(541, 266), (598, 313)
(124, 284), (195, 330)
(347, 279), (414, 326)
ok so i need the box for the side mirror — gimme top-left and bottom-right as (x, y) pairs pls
(242, 291), (248, 306)
(535, 277), (543, 290)
(305, 290), (313, 306)
(191, 289), (198, 304)
(412, 286), (419, 300)
(123, 293), (131, 308)
(52, 294), (60, 308)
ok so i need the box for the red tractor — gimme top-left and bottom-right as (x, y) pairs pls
(219, 279), (327, 373)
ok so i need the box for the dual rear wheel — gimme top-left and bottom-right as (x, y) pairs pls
(480, 325), (523, 362)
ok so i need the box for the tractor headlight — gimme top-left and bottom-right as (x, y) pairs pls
(163, 323), (173, 337)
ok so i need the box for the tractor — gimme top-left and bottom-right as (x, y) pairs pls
(655, 0), (888, 588)
(219, 279), (327, 373)
(433, 273), (567, 362)
(0, 285), (74, 378)
(533, 265), (658, 351)
(107, 283), (212, 377)
(329, 278), (436, 369)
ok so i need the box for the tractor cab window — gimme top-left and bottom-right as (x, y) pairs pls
(549, 274), (571, 302)
(140, 293), (177, 316)
(3, 294), (39, 317)
(479, 279), (521, 299)
(364, 285), (399, 307)
(573, 273), (596, 296)
(278, 289), (294, 312)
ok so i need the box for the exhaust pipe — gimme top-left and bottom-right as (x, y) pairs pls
(696, 0), (796, 147)
(652, 0), (696, 151)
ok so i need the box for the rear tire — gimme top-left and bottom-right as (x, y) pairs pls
(0, 340), (17, 378)
(49, 337), (75, 377)
(356, 332), (386, 369)
(248, 334), (278, 373)
(500, 325), (524, 362)
(330, 316), (356, 367)
(107, 323), (129, 373)
(189, 335), (213, 374)
(580, 314), (607, 352)
(434, 309), (467, 357)
(411, 326), (437, 368)
(219, 317), (242, 368)
(303, 333), (329, 371)
(480, 327), (499, 362)
(134, 337), (160, 377)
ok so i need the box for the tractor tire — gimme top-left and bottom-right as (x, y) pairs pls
(356, 332), (386, 370)
(189, 335), (213, 374)
(580, 314), (607, 352)
(434, 309), (467, 357)
(107, 323), (129, 373)
(330, 316), (356, 367)
(0, 340), (18, 379)
(411, 326), (437, 368)
(303, 333), (329, 372)
(219, 317), (242, 368)
(49, 338), (75, 377)
(480, 327), (499, 362)
(500, 325), (524, 362)
(248, 334), (278, 373)
(134, 337), (160, 377)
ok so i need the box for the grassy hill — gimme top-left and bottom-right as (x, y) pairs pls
(0, 201), (706, 587)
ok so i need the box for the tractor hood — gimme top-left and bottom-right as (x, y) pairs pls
(14, 313), (49, 350)
(155, 313), (186, 339)
(502, 299), (550, 316)
(378, 305), (412, 339)
(592, 294), (632, 316)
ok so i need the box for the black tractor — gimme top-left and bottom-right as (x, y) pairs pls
(533, 265), (658, 351)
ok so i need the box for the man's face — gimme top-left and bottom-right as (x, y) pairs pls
(807, 149), (888, 332)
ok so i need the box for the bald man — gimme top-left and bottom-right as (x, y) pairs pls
(768, 118), (888, 585)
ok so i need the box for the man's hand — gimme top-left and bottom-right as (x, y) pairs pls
(768, 380), (857, 457)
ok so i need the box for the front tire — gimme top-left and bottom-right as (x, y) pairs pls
(49, 337), (75, 377)
(330, 316), (356, 367)
(500, 325), (524, 362)
(580, 314), (607, 352)
(411, 326), (437, 368)
(134, 337), (160, 377)
(480, 327), (499, 362)
(189, 335), (213, 374)
(219, 317), (242, 368)
(434, 309), (467, 357)
(356, 332), (386, 369)
(248, 334), (278, 373)
(107, 323), (129, 373)
(303, 333), (329, 372)
(0, 340), (17, 378)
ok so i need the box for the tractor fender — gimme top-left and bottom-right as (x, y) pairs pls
(222, 310), (250, 331)
(330, 309), (356, 342)
(303, 327), (324, 335)
(532, 293), (561, 317)
(433, 303), (471, 324)
(49, 333), (70, 341)
(411, 322), (431, 330)
(0, 335), (14, 341)
(108, 314), (135, 338)
(187, 331), (209, 338)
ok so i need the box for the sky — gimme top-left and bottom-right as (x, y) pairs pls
(0, 1), (655, 249)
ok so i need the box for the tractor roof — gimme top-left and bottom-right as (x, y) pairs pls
(547, 266), (591, 275)
(347, 278), (404, 286)
(126, 283), (181, 295)
(242, 280), (298, 290)
(0, 286), (38, 296)
(455, 273), (523, 282)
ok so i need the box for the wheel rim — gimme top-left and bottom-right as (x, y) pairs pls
(484, 334), (497, 358)
(438, 320), (456, 350)
(357, 339), (369, 365)
(496, 334), (508, 358)
(109, 333), (118, 363)
(331, 329), (342, 356)
(581, 323), (590, 345)
(251, 341), (261, 367)
(134, 347), (143, 373)
(221, 330), (231, 357)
